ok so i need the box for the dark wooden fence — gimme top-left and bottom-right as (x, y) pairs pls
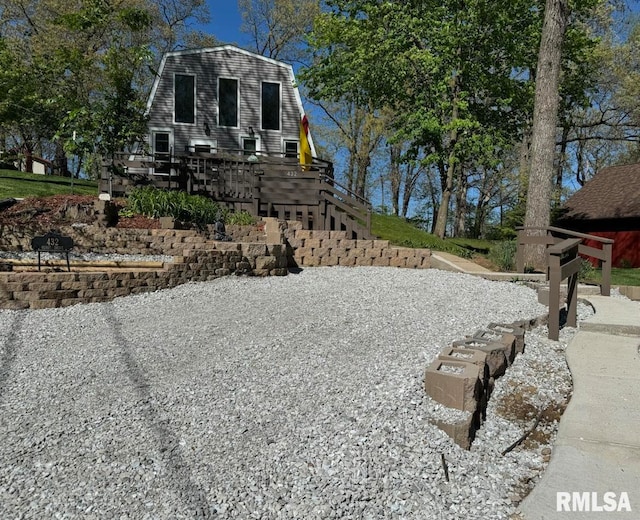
(100, 149), (373, 239)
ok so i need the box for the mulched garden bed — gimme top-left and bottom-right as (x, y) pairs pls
(0, 194), (159, 229)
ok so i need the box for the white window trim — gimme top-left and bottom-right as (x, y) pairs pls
(173, 73), (197, 125)
(261, 80), (282, 131)
(241, 135), (261, 155)
(218, 76), (240, 128)
(282, 138), (299, 158)
(150, 128), (174, 176)
(189, 138), (218, 153)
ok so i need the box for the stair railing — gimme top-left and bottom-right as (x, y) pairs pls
(516, 226), (614, 296)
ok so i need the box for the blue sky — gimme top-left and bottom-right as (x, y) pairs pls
(200, 2), (245, 46)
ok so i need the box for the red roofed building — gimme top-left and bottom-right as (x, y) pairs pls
(556, 163), (640, 267)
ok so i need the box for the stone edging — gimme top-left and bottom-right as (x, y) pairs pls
(424, 314), (548, 449)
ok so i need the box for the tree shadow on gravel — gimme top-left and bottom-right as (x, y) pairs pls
(0, 311), (26, 402)
(103, 304), (215, 519)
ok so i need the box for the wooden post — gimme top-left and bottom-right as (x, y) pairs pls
(548, 249), (561, 341)
(516, 228), (525, 273)
(547, 238), (581, 341)
(601, 242), (612, 296)
(566, 269), (578, 329)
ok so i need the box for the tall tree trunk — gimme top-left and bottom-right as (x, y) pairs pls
(434, 82), (460, 239)
(454, 169), (468, 238)
(554, 125), (570, 206)
(389, 144), (401, 216)
(523, 0), (569, 269)
(54, 142), (70, 177)
(401, 163), (421, 217)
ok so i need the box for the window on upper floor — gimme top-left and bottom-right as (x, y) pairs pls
(261, 82), (280, 131)
(219, 78), (238, 127)
(174, 74), (195, 124)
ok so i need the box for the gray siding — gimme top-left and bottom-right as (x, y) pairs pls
(147, 48), (302, 156)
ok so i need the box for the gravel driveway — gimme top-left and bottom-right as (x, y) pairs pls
(1, 267), (573, 519)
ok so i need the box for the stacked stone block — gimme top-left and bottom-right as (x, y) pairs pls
(0, 223), (267, 254)
(0, 243), (287, 310)
(282, 228), (431, 269)
(424, 322), (528, 449)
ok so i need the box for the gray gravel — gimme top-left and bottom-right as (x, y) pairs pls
(0, 250), (173, 263)
(0, 267), (588, 519)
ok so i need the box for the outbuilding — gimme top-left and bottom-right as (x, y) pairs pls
(556, 163), (640, 267)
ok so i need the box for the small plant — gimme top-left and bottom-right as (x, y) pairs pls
(118, 207), (135, 218)
(619, 258), (632, 269)
(578, 258), (598, 283)
(125, 186), (223, 227)
(226, 210), (256, 226)
(488, 240), (518, 272)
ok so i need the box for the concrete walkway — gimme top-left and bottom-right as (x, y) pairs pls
(432, 251), (640, 516)
(430, 251), (546, 282)
(519, 296), (640, 519)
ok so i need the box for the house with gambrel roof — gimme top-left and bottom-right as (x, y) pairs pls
(100, 45), (373, 238)
(144, 45), (316, 162)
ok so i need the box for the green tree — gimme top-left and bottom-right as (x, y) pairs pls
(0, 0), (210, 176)
(302, 0), (539, 237)
(523, 0), (603, 268)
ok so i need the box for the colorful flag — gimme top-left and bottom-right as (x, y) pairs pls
(300, 114), (312, 168)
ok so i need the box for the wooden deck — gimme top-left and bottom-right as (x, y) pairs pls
(100, 150), (373, 238)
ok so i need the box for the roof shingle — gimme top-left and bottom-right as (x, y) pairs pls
(560, 163), (640, 221)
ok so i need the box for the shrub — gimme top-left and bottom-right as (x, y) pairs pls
(578, 258), (598, 283)
(226, 210), (256, 226)
(488, 240), (518, 272)
(125, 187), (223, 227)
(618, 258), (632, 269)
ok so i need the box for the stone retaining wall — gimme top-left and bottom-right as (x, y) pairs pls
(0, 243), (287, 310)
(282, 222), (431, 269)
(0, 219), (432, 310)
(0, 223), (266, 254)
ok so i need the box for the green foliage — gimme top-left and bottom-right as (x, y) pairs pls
(488, 240), (518, 272)
(125, 187), (222, 226)
(618, 258), (632, 269)
(301, 0), (541, 169)
(0, 169), (97, 198)
(118, 207), (136, 218)
(578, 258), (598, 282)
(226, 211), (256, 226)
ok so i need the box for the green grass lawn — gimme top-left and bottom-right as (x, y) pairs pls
(371, 213), (495, 258)
(592, 268), (640, 287)
(0, 169), (98, 198)
(371, 214), (640, 285)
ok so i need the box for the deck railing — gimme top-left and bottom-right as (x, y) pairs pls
(516, 226), (614, 296)
(101, 149), (373, 238)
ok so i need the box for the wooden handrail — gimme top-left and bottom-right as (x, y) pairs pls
(516, 225), (614, 244)
(516, 226), (612, 296)
(104, 148), (374, 237)
(548, 237), (582, 255)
